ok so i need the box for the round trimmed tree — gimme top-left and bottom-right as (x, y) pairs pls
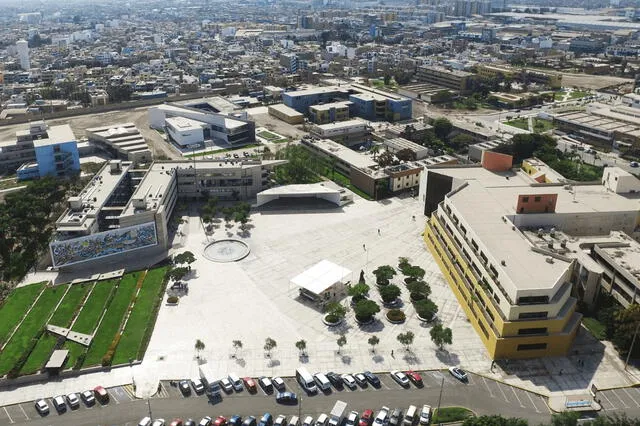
(354, 299), (381, 322)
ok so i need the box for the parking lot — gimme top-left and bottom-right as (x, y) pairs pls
(597, 387), (640, 412)
(0, 370), (549, 426)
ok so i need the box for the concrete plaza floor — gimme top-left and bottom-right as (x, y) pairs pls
(4, 195), (640, 407)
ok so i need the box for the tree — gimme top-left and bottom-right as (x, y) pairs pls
(383, 74), (391, 86)
(398, 257), (411, 274)
(173, 251), (196, 269)
(376, 150), (396, 168)
(354, 299), (381, 322)
(613, 304), (640, 357)
(414, 298), (438, 321)
(232, 340), (243, 356)
(379, 284), (401, 304)
(336, 334), (347, 354)
(168, 266), (189, 282)
(370, 144), (380, 160)
(295, 339), (307, 356)
(348, 282), (370, 304)
(274, 145), (322, 184)
(195, 339), (205, 359)
(395, 148), (416, 162)
(403, 265), (425, 284)
(432, 118), (453, 142)
(450, 133), (474, 152)
(325, 301), (347, 322)
(373, 265), (396, 286)
(461, 415), (527, 426)
(430, 323), (453, 350)
(397, 331), (415, 351)
(549, 412), (579, 426)
(264, 337), (277, 357)
(407, 280), (431, 301)
(368, 335), (380, 353)
(431, 90), (453, 104)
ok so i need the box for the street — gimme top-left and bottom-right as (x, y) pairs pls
(0, 372), (550, 426)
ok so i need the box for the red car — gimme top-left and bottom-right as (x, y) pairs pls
(243, 377), (257, 393)
(214, 416), (227, 426)
(93, 386), (109, 403)
(170, 419), (184, 426)
(405, 370), (423, 386)
(359, 409), (373, 426)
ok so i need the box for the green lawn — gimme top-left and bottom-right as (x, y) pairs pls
(0, 285), (68, 375)
(71, 280), (117, 334)
(0, 282), (46, 345)
(184, 143), (262, 158)
(18, 283), (92, 375)
(432, 407), (474, 423)
(583, 317), (607, 340)
(112, 267), (168, 364)
(257, 131), (280, 140)
(505, 118), (529, 131)
(570, 90), (590, 99)
(532, 118), (554, 133)
(83, 273), (140, 366)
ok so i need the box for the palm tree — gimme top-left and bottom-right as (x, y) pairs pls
(370, 144), (380, 160)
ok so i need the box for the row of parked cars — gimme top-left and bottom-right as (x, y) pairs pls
(35, 385), (109, 415)
(139, 403), (436, 426)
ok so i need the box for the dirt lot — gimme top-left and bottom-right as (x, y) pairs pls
(560, 72), (633, 90)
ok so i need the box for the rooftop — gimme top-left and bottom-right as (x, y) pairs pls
(33, 125), (76, 148)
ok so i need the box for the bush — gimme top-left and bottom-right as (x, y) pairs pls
(373, 265), (396, 286)
(101, 353), (112, 367)
(354, 299), (381, 322)
(386, 309), (406, 322)
(380, 284), (401, 304)
(415, 299), (438, 321)
(325, 314), (340, 324)
(167, 295), (179, 304)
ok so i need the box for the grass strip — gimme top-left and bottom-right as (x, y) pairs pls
(0, 282), (46, 345)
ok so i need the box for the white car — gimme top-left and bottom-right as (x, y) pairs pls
(303, 416), (314, 426)
(419, 406), (431, 426)
(272, 376), (285, 391)
(340, 374), (357, 389)
(219, 378), (233, 393)
(52, 395), (66, 412)
(191, 378), (205, 393)
(66, 393), (80, 409)
(200, 416), (213, 426)
(34, 399), (49, 415)
(448, 367), (468, 382)
(391, 370), (410, 387)
(81, 390), (95, 405)
(346, 411), (359, 426)
(373, 407), (389, 426)
(152, 420), (166, 426)
(275, 415), (287, 426)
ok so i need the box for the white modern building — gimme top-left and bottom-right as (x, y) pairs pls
(16, 39), (30, 71)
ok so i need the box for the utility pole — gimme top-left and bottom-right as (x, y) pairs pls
(625, 322), (640, 371)
(435, 377), (444, 424)
(147, 399), (152, 419)
(298, 395), (302, 419)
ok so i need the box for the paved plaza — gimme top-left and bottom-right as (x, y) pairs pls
(4, 195), (640, 407)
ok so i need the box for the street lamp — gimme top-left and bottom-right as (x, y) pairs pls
(625, 322), (640, 371)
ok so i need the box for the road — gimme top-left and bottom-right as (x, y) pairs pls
(0, 372), (550, 426)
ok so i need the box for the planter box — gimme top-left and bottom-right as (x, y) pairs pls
(322, 315), (343, 327)
(355, 316), (375, 326)
(386, 311), (406, 324)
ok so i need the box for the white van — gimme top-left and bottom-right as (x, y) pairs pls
(288, 417), (300, 426)
(403, 406), (417, 426)
(296, 367), (317, 393)
(138, 417), (152, 426)
(228, 373), (243, 391)
(314, 373), (331, 391)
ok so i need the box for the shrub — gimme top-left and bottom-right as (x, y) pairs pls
(325, 314), (341, 324)
(167, 295), (179, 304)
(354, 299), (380, 322)
(407, 280), (431, 300)
(386, 309), (406, 322)
(380, 284), (401, 304)
(74, 353), (86, 370)
(415, 299), (438, 321)
(101, 353), (113, 367)
(373, 265), (396, 286)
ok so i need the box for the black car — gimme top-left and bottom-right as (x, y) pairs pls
(326, 372), (343, 389)
(243, 417), (257, 426)
(259, 377), (274, 393)
(275, 392), (298, 404)
(179, 380), (191, 395)
(185, 420), (197, 426)
(363, 371), (380, 387)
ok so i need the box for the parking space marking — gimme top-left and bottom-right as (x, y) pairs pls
(3, 407), (14, 424)
(526, 392), (541, 413)
(510, 388), (525, 408)
(108, 390), (121, 404)
(611, 389), (630, 409)
(17, 405), (28, 420)
(623, 388), (640, 408)
(600, 391), (617, 410)
(496, 383), (510, 403)
(481, 377), (495, 399)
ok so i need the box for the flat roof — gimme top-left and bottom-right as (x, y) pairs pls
(384, 137), (428, 153)
(45, 350), (69, 369)
(315, 119), (367, 131)
(33, 124), (76, 147)
(305, 139), (377, 170)
(166, 116), (205, 131)
(309, 101), (353, 111)
(291, 259), (351, 295)
(269, 103), (304, 117)
(284, 86), (348, 98)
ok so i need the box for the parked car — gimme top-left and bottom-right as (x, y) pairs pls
(170, 419), (184, 426)
(303, 416), (314, 426)
(405, 371), (423, 387)
(93, 386), (109, 403)
(220, 378), (233, 393)
(52, 395), (66, 412)
(373, 407), (389, 426)
(326, 372), (343, 389)
(229, 374), (243, 391)
(340, 374), (357, 389)
(152, 419), (166, 426)
(315, 414), (328, 426)
(419, 405), (431, 425)
(276, 391), (298, 404)
(243, 417), (257, 426)
(179, 380), (191, 395)
(185, 420), (197, 426)
(213, 417), (227, 426)
(391, 371), (410, 387)
(272, 376), (285, 391)
(229, 416), (242, 426)
(631, 161), (639, 168)
(354, 373), (367, 387)
(363, 371), (380, 387)
(199, 417), (213, 426)
(359, 410), (373, 426)
(80, 390), (95, 406)
(191, 378), (205, 394)
(34, 399), (49, 415)
(346, 411), (359, 426)
(275, 415), (287, 426)
(66, 393), (80, 409)
(243, 377), (257, 393)
(259, 377), (274, 393)
(389, 409), (402, 426)
(139, 417), (152, 426)
(259, 413), (273, 426)
(448, 367), (468, 382)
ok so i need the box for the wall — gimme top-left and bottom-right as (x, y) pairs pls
(481, 151), (512, 172)
(516, 193), (558, 214)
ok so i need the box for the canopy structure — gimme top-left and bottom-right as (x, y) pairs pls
(291, 259), (352, 303)
(256, 183), (352, 207)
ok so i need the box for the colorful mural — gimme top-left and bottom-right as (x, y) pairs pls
(50, 222), (158, 267)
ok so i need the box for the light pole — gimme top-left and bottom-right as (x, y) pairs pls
(435, 377), (444, 424)
(625, 322), (640, 371)
(147, 399), (153, 419)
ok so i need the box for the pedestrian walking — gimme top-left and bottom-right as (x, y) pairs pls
(363, 243), (366, 250)
(377, 228), (381, 235)
(391, 350), (394, 357)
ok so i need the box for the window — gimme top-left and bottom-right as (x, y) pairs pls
(517, 343), (547, 351)
(518, 327), (548, 335)
(522, 196), (529, 203)
(518, 311), (548, 320)
(518, 295), (549, 305)
(534, 196), (541, 202)
(471, 240), (478, 251)
(460, 225), (467, 235)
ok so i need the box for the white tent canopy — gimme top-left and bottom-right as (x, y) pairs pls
(291, 259), (352, 298)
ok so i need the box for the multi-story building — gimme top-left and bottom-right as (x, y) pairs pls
(50, 158), (285, 271)
(85, 123), (152, 163)
(309, 101), (352, 124)
(416, 65), (474, 94)
(283, 86), (349, 114)
(420, 154), (640, 359)
(310, 119), (372, 147)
